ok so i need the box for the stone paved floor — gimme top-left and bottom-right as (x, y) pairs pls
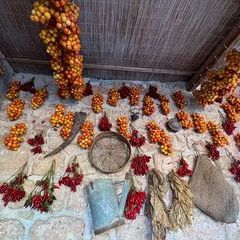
(0, 73), (239, 240)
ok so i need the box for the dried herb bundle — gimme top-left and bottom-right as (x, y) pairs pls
(145, 169), (170, 240)
(146, 169), (193, 239)
(168, 170), (193, 230)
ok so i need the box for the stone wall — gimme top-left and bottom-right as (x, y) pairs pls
(0, 74), (239, 240)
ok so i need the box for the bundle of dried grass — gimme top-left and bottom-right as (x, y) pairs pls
(168, 170), (193, 230)
(145, 169), (170, 240)
(146, 169), (193, 239)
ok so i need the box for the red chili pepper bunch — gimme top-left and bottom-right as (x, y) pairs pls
(83, 82), (93, 97)
(20, 78), (36, 94)
(129, 130), (146, 147)
(58, 157), (83, 192)
(222, 121), (236, 135)
(27, 133), (45, 155)
(229, 160), (240, 182)
(146, 85), (160, 99)
(118, 83), (130, 99)
(131, 154), (151, 175)
(176, 158), (192, 177)
(124, 190), (146, 220)
(0, 163), (27, 206)
(98, 112), (112, 131)
(24, 161), (56, 213)
(206, 143), (220, 161)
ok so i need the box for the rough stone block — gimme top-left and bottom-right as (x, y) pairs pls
(29, 216), (84, 240)
(0, 219), (24, 240)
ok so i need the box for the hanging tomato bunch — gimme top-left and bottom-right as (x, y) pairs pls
(31, 88), (48, 109)
(6, 81), (21, 100)
(176, 111), (193, 129)
(60, 111), (75, 140)
(30, 0), (84, 100)
(172, 91), (186, 109)
(158, 94), (171, 115)
(77, 120), (94, 149)
(207, 121), (229, 147)
(227, 95), (240, 113)
(129, 86), (140, 106)
(117, 116), (132, 139)
(107, 88), (121, 106)
(221, 103), (240, 123)
(7, 99), (25, 121)
(92, 94), (104, 113)
(50, 104), (66, 127)
(4, 123), (27, 151)
(143, 95), (155, 116)
(191, 113), (207, 133)
(193, 49), (240, 106)
(146, 121), (173, 156)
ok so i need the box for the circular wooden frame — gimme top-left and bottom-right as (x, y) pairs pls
(89, 131), (131, 173)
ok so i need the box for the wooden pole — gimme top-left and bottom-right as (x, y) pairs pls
(187, 22), (240, 91)
(3, 57), (195, 76)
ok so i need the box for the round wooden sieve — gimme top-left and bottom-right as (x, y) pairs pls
(89, 131), (131, 173)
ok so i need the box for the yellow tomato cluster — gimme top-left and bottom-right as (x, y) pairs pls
(191, 113), (207, 133)
(221, 103), (240, 123)
(49, 104), (66, 127)
(207, 121), (229, 147)
(146, 120), (173, 156)
(31, 88), (48, 109)
(6, 81), (21, 101)
(143, 95), (155, 116)
(107, 88), (121, 106)
(176, 111), (193, 129)
(129, 86), (140, 106)
(77, 121), (94, 149)
(117, 116), (132, 139)
(4, 123), (27, 151)
(172, 91), (186, 109)
(92, 94), (104, 113)
(7, 99), (25, 121)
(158, 94), (170, 115)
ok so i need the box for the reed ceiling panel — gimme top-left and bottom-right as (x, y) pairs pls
(0, 0), (240, 80)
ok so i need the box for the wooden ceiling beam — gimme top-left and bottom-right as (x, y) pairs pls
(187, 21), (240, 91)
(3, 57), (195, 76)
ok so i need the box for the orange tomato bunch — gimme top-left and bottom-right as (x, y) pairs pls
(129, 86), (140, 106)
(7, 99), (25, 121)
(60, 111), (75, 140)
(191, 113), (207, 133)
(158, 94), (170, 115)
(31, 0), (84, 100)
(31, 88), (48, 109)
(143, 96), (155, 116)
(207, 121), (229, 147)
(77, 120), (94, 149)
(4, 123), (27, 151)
(6, 81), (21, 100)
(146, 121), (173, 156)
(146, 121), (162, 143)
(107, 88), (121, 106)
(176, 111), (193, 129)
(49, 104), (66, 127)
(117, 116), (132, 139)
(234, 133), (240, 150)
(172, 91), (186, 109)
(193, 50), (240, 106)
(221, 103), (240, 123)
(92, 94), (104, 113)
(227, 95), (240, 113)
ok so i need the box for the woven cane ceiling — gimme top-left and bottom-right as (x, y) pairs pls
(0, 0), (240, 81)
